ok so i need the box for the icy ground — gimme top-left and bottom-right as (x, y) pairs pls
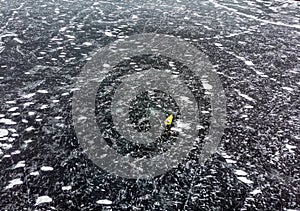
(0, 0), (299, 210)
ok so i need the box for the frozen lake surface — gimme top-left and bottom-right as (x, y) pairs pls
(0, 0), (299, 210)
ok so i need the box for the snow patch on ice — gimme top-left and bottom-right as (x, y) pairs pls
(96, 199), (112, 205)
(14, 160), (25, 169)
(5, 178), (23, 189)
(0, 118), (17, 125)
(237, 177), (253, 184)
(62, 186), (72, 191)
(11, 150), (21, 155)
(82, 42), (93, 46)
(37, 90), (48, 94)
(234, 170), (248, 176)
(171, 121), (191, 132)
(25, 126), (35, 132)
(179, 96), (193, 104)
(22, 93), (36, 98)
(40, 105), (48, 109)
(201, 79), (213, 90)
(235, 89), (256, 102)
(244, 105), (254, 109)
(132, 15), (138, 19)
(0, 129), (9, 137)
(225, 159), (237, 164)
(6, 101), (16, 104)
(0, 143), (12, 150)
(282, 87), (294, 92)
(286, 144), (296, 150)
(244, 60), (254, 66)
(35, 196), (52, 206)
(250, 188), (262, 195)
(8, 107), (18, 112)
(41, 166), (53, 171)
(103, 63), (111, 68)
(30, 171), (39, 176)
(104, 31), (114, 37)
(13, 37), (23, 44)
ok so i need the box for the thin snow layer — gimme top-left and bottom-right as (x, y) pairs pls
(35, 196), (53, 205)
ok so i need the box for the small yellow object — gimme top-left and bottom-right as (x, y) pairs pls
(164, 114), (174, 126)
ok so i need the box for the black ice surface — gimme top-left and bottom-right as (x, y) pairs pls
(0, 0), (299, 210)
